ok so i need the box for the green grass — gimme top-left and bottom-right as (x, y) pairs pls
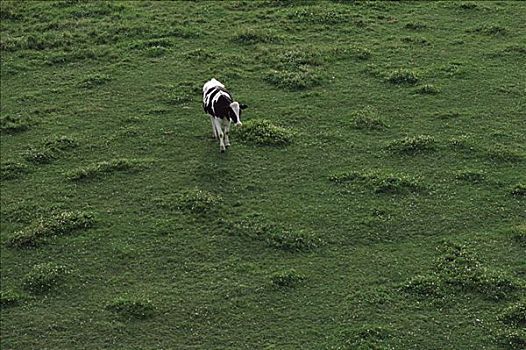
(1, 1), (525, 349)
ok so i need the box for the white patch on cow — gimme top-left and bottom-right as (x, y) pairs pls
(229, 101), (242, 125)
(203, 78), (224, 94)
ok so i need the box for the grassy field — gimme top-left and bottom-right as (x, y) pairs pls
(1, 1), (525, 349)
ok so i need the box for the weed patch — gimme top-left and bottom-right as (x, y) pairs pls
(0, 289), (23, 307)
(455, 169), (486, 184)
(271, 269), (305, 288)
(387, 135), (436, 154)
(1, 161), (29, 180)
(499, 301), (526, 326)
(227, 218), (322, 252)
(6, 211), (94, 248)
(403, 242), (524, 301)
(155, 189), (222, 214)
(330, 171), (425, 194)
(386, 69), (419, 85)
(232, 119), (294, 146)
(415, 84), (440, 95)
(265, 67), (322, 90)
(510, 184), (526, 197)
(65, 158), (145, 181)
(106, 295), (155, 320)
(79, 73), (111, 88)
(0, 114), (31, 134)
(24, 135), (78, 165)
(232, 29), (282, 45)
(22, 262), (69, 293)
(350, 106), (387, 130)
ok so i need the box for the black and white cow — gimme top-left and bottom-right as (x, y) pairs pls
(203, 78), (248, 152)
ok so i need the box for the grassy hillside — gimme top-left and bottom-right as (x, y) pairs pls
(1, 1), (525, 349)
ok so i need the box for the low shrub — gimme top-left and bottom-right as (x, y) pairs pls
(22, 262), (69, 293)
(386, 69), (419, 85)
(173, 189), (222, 214)
(387, 135), (436, 154)
(233, 119), (294, 146)
(106, 295), (155, 319)
(24, 148), (56, 164)
(1, 161), (29, 180)
(6, 211), (94, 248)
(271, 269), (305, 288)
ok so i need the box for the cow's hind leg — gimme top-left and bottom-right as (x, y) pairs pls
(210, 116), (218, 139)
(223, 119), (231, 147)
(213, 118), (226, 152)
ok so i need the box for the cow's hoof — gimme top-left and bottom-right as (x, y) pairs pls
(220, 148), (225, 153)
(225, 144), (231, 148)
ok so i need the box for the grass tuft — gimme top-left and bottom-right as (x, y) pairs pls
(6, 211), (94, 248)
(271, 269), (305, 288)
(405, 22), (427, 30)
(386, 69), (419, 85)
(342, 325), (392, 349)
(387, 135), (436, 154)
(65, 158), (145, 181)
(158, 189), (222, 214)
(22, 262), (69, 293)
(233, 119), (294, 146)
(106, 295), (155, 320)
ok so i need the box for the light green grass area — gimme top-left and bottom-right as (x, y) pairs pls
(1, 1), (525, 349)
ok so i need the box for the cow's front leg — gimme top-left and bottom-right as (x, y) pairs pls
(213, 118), (226, 152)
(223, 119), (231, 147)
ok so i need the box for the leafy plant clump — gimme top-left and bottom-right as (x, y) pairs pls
(6, 211), (94, 248)
(387, 135), (436, 154)
(22, 263), (69, 293)
(106, 295), (156, 320)
(386, 69), (419, 85)
(24, 135), (79, 164)
(271, 269), (305, 288)
(65, 158), (144, 181)
(233, 119), (294, 146)
(79, 73), (111, 88)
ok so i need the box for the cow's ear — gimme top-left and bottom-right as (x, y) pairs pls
(240, 103), (248, 110)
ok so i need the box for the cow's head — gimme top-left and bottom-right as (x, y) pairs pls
(229, 102), (248, 126)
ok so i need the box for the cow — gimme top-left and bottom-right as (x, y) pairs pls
(202, 78), (248, 152)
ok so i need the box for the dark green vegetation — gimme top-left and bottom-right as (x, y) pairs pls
(1, 1), (525, 349)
